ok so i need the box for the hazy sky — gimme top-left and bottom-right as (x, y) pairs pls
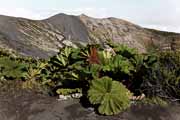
(0, 0), (180, 33)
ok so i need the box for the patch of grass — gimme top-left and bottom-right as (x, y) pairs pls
(140, 97), (168, 107)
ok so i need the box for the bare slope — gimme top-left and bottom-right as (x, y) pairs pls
(79, 14), (180, 52)
(0, 13), (179, 58)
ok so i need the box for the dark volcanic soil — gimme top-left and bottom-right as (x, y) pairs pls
(0, 82), (180, 120)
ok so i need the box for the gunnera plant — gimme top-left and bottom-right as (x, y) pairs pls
(88, 76), (132, 115)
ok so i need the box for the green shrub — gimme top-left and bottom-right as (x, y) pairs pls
(43, 46), (89, 94)
(141, 51), (180, 101)
(22, 60), (48, 89)
(107, 42), (137, 59)
(141, 97), (168, 107)
(129, 53), (158, 95)
(0, 57), (27, 80)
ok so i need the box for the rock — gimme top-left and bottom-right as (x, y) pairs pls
(58, 93), (82, 101)
(1, 85), (180, 120)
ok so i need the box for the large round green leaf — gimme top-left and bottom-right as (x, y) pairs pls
(88, 77), (132, 115)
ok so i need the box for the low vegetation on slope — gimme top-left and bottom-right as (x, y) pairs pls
(0, 43), (179, 116)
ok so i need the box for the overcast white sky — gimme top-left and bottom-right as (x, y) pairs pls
(0, 0), (180, 33)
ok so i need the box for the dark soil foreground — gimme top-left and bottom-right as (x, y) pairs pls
(1, 83), (180, 120)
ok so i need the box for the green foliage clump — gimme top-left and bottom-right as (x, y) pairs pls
(141, 97), (168, 107)
(0, 57), (27, 80)
(141, 51), (180, 101)
(40, 46), (90, 96)
(22, 60), (48, 89)
(129, 53), (158, 95)
(40, 44), (136, 115)
(88, 77), (132, 115)
(56, 88), (82, 96)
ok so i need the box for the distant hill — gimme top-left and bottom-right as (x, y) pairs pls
(0, 13), (179, 58)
